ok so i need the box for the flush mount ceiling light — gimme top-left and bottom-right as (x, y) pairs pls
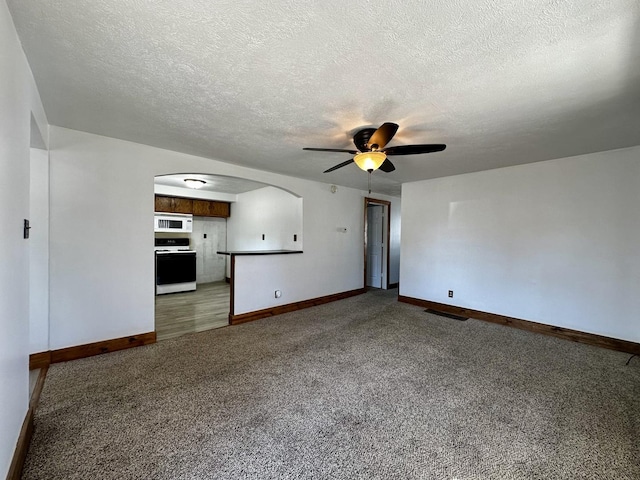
(184, 178), (206, 189)
(353, 151), (387, 172)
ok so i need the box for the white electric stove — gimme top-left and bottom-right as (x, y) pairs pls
(155, 238), (197, 295)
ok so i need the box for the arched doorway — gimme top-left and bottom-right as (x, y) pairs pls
(153, 173), (303, 340)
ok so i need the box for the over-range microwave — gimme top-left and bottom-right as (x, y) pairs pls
(154, 213), (193, 233)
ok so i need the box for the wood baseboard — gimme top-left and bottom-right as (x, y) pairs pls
(398, 295), (640, 355)
(225, 277), (231, 284)
(230, 288), (366, 325)
(6, 404), (34, 480)
(388, 282), (399, 289)
(30, 366), (48, 409)
(7, 367), (48, 480)
(29, 332), (156, 369)
(28, 351), (51, 370)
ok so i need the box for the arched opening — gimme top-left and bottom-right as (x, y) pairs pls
(153, 173), (303, 341)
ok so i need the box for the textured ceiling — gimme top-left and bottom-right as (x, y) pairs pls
(8, 0), (640, 196)
(155, 173), (267, 194)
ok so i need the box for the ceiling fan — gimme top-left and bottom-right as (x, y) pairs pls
(303, 122), (446, 174)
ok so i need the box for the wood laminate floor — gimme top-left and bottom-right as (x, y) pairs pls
(155, 281), (230, 341)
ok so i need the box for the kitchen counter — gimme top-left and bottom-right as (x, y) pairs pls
(217, 250), (303, 256)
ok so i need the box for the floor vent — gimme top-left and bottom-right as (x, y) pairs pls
(424, 309), (468, 321)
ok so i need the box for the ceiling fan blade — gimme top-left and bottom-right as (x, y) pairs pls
(384, 144), (446, 156)
(323, 159), (354, 173)
(368, 123), (399, 149)
(378, 159), (395, 173)
(303, 147), (359, 154)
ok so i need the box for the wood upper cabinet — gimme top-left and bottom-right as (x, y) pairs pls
(154, 195), (192, 213)
(192, 199), (211, 216)
(155, 195), (230, 218)
(154, 195), (173, 213)
(209, 201), (230, 217)
(172, 197), (193, 214)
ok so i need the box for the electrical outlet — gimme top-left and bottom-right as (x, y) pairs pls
(448, 290), (453, 298)
(262, 234), (265, 240)
(203, 233), (207, 239)
(294, 234), (297, 241)
(275, 290), (282, 298)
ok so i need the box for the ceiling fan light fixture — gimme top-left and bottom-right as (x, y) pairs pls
(184, 178), (206, 189)
(353, 151), (386, 172)
(304, 122), (445, 175)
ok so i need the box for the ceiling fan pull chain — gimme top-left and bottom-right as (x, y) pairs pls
(368, 170), (372, 194)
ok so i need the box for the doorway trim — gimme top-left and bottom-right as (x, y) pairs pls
(364, 197), (391, 289)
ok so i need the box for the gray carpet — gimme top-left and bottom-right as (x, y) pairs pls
(23, 290), (640, 479)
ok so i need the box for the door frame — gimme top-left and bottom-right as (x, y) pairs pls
(363, 197), (391, 289)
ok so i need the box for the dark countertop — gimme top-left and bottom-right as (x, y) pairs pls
(217, 250), (303, 256)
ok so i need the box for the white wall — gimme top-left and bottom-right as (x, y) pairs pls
(232, 182), (364, 314)
(389, 199), (401, 285)
(0, 2), (48, 476)
(29, 147), (49, 353)
(49, 130), (156, 349)
(401, 146), (640, 342)
(48, 126), (369, 348)
(227, 186), (303, 251)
